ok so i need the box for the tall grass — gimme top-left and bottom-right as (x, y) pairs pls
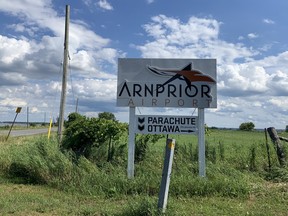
(0, 129), (287, 210)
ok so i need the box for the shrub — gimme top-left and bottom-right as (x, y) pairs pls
(98, 111), (116, 121)
(62, 112), (127, 163)
(239, 122), (255, 131)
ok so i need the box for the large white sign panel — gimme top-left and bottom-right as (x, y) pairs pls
(135, 115), (198, 135)
(117, 58), (217, 108)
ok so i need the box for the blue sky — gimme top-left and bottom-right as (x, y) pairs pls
(1, 0), (288, 129)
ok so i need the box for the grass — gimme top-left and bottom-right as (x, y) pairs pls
(0, 129), (287, 215)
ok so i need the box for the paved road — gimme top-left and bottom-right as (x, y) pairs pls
(0, 127), (58, 137)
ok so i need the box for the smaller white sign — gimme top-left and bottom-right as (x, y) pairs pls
(135, 115), (198, 135)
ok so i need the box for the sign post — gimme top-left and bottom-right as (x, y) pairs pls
(127, 107), (136, 179)
(158, 138), (175, 212)
(198, 108), (205, 177)
(6, 107), (22, 141)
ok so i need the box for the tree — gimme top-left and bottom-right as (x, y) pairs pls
(239, 122), (255, 131)
(98, 112), (116, 121)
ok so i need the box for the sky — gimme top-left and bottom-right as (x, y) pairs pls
(0, 0), (288, 129)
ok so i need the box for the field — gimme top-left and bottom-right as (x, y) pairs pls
(0, 129), (288, 215)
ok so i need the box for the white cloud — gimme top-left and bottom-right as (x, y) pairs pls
(0, 0), (120, 81)
(0, 35), (31, 64)
(97, 0), (113, 10)
(82, 0), (92, 6)
(247, 33), (259, 39)
(268, 98), (288, 108)
(0, 0), (122, 122)
(263, 19), (275, 24)
(137, 15), (256, 64)
(0, 2), (288, 129)
(135, 14), (288, 129)
(0, 98), (27, 107)
(218, 64), (269, 96)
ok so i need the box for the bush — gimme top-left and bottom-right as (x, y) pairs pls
(239, 122), (255, 131)
(98, 112), (116, 121)
(62, 112), (127, 163)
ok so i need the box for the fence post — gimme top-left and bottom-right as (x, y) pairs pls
(267, 127), (286, 167)
(158, 138), (175, 213)
(264, 128), (271, 170)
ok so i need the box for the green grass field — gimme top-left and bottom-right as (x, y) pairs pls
(0, 129), (287, 215)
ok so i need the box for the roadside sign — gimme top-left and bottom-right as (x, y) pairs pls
(16, 107), (22, 113)
(135, 115), (198, 135)
(117, 58), (217, 108)
(118, 58), (218, 179)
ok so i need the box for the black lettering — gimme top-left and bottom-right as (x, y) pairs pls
(175, 126), (180, 133)
(155, 125), (161, 132)
(179, 84), (182, 97)
(148, 117), (153, 124)
(167, 125), (174, 132)
(148, 125), (152, 132)
(144, 84), (154, 97)
(163, 118), (169, 124)
(201, 85), (211, 98)
(174, 118), (180, 124)
(191, 118), (196, 125)
(133, 84), (142, 97)
(118, 82), (131, 97)
(168, 84), (177, 97)
(185, 85), (198, 97)
(156, 84), (164, 96)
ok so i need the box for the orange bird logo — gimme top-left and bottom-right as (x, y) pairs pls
(147, 63), (215, 88)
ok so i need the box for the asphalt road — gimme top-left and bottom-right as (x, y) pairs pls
(0, 127), (57, 137)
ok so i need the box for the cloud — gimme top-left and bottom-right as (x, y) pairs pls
(263, 19), (275, 24)
(0, 35), (31, 64)
(0, 0), (121, 81)
(218, 64), (269, 97)
(134, 14), (288, 129)
(0, 97), (27, 107)
(247, 33), (259, 39)
(0, 3), (288, 129)
(0, 0), (122, 122)
(146, 0), (155, 4)
(137, 15), (256, 64)
(97, 0), (113, 11)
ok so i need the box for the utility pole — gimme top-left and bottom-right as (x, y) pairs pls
(58, 5), (70, 142)
(75, 97), (79, 113)
(27, 106), (29, 128)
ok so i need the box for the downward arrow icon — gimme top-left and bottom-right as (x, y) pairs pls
(138, 124), (145, 131)
(138, 117), (145, 124)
